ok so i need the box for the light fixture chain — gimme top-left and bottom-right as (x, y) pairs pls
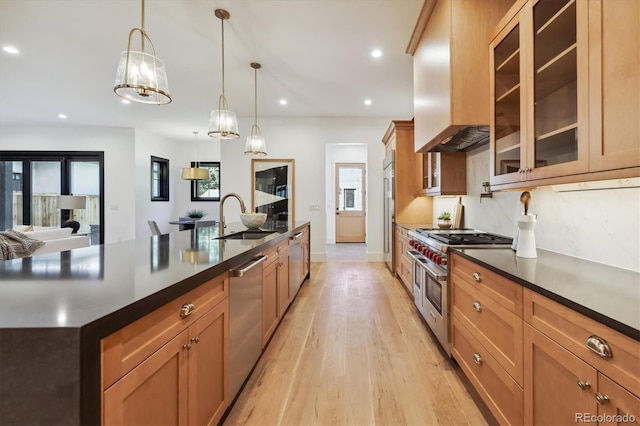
(254, 67), (258, 126)
(221, 16), (225, 96)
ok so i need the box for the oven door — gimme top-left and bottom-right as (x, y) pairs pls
(422, 264), (450, 355)
(407, 250), (426, 317)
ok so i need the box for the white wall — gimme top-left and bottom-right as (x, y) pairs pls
(221, 116), (390, 261)
(433, 144), (640, 272)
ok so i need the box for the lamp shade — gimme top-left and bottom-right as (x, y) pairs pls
(181, 167), (210, 180)
(208, 109), (239, 139)
(56, 195), (86, 210)
(245, 135), (267, 156)
(114, 50), (171, 105)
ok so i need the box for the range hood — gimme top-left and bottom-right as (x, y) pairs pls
(426, 125), (490, 152)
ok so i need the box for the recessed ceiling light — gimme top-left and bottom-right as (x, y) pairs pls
(3, 46), (19, 54)
(371, 49), (382, 58)
(364, 99), (372, 106)
(121, 99), (131, 104)
(58, 114), (67, 119)
(279, 99), (288, 106)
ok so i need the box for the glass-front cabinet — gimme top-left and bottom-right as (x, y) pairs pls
(490, 0), (589, 187)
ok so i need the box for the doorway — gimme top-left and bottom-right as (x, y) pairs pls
(335, 162), (366, 243)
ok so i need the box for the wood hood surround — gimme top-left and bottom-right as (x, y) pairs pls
(408, 0), (515, 153)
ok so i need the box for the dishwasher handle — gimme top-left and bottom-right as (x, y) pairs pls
(291, 231), (304, 240)
(230, 255), (268, 277)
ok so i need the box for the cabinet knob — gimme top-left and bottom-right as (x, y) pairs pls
(472, 272), (482, 282)
(277, 247), (282, 253)
(472, 301), (482, 312)
(182, 343), (192, 351)
(190, 336), (200, 344)
(472, 353), (482, 365)
(595, 392), (610, 405)
(585, 335), (613, 359)
(180, 303), (196, 318)
(576, 380), (591, 390)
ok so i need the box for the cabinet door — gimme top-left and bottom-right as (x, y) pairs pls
(490, 7), (527, 185)
(188, 300), (229, 426)
(263, 260), (280, 346)
(103, 331), (189, 426)
(597, 374), (640, 426)
(588, 0), (640, 172)
(278, 253), (291, 318)
(526, 0), (589, 180)
(524, 324), (598, 425)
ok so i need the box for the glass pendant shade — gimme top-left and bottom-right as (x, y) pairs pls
(181, 167), (209, 180)
(114, 0), (171, 105)
(245, 126), (267, 156)
(208, 107), (239, 139)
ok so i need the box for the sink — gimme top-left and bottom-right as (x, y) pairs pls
(216, 230), (275, 240)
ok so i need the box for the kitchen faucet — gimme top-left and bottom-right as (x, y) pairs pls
(219, 193), (247, 236)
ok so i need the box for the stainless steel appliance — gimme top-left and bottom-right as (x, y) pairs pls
(229, 254), (268, 399)
(383, 150), (395, 272)
(407, 228), (512, 354)
(289, 230), (305, 297)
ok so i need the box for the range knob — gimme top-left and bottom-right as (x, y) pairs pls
(434, 255), (442, 264)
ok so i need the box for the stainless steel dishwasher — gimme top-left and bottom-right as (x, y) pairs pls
(289, 231), (305, 297)
(229, 254), (267, 400)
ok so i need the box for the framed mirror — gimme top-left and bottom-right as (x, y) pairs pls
(251, 159), (294, 228)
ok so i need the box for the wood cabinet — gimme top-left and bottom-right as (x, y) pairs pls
(394, 224), (413, 295)
(382, 120), (432, 224)
(301, 225), (310, 282)
(490, 0), (640, 190)
(409, 0), (513, 152)
(450, 253), (524, 424)
(102, 273), (230, 426)
(263, 239), (290, 346)
(418, 151), (467, 196)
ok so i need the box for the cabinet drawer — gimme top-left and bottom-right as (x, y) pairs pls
(524, 289), (640, 397)
(400, 254), (413, 295)
(264, 240), (288, 268)
(451, 272), (523, 386)
(102, 273), (229, 389)
(452, 318), (524, 426)
(450, 254), (523, 316)
(397, 226), (409, 239)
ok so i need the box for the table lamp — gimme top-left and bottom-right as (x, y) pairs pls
(56, 195), (86, 233)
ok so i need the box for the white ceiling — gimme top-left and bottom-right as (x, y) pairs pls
(0, 0), (422, 141)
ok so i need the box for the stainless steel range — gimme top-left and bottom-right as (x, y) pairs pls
(406, 228), (513, 354)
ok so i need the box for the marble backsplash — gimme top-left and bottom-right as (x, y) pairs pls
(433, 145), (640, 272)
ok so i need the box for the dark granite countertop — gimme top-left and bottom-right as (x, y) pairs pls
(0, 221), (310, 336)
(450, 248), (640, 341)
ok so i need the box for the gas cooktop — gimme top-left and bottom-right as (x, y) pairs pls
(415, 228), (513, 247)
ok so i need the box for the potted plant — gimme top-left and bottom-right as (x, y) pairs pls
(437, 211), (452, 228)
(185, 209), (207, 220)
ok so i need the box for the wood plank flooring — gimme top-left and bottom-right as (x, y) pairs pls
(223, 261), (488, 426)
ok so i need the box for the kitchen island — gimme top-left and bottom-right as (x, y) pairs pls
(0, 221), (310, 425)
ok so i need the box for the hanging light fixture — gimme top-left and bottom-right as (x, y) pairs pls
(114, 0), (171, 105)
(181, 131), (209, 180)
(245, 62), (267, 156)
(208, 9), (239, 139)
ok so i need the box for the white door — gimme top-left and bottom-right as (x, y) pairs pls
(335, 163), (366, 243)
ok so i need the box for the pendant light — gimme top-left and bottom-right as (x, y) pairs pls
(245, 62), (267, 156)
(181, 132), (209, 180)
(114, 0), (171, 105)
(208, 9), (239, 139)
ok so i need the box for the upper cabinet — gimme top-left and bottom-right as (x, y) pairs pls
(418, 152), (467, 196)
(409, 0), (515, 153)
(489, 0), (640, 189)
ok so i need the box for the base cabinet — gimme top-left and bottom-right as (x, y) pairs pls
(263, 239), (291, 346)
(394, 225), (413, 295)
(103, 300), (229, 426)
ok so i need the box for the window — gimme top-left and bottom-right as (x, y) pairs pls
(151, 156), (169, 201)
(191, 161), (220, 201)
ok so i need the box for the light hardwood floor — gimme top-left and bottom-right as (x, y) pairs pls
(223, 261), (489, 426)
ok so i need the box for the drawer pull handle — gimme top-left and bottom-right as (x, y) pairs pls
(180, 303), (196, 318)
(576, 380), (591, 390)
(472, 301), (482, 312)
(472, 272), (481, 282)
(190, 336), (200, 344)
(595, 392), (610, 405)
(472, 353), (482, 365)
(277, 247), (282, 253)
(585, 335), (613, 359)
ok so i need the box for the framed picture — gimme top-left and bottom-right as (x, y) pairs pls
(190, 161), (220, 201)
(251, 159), (295, 227)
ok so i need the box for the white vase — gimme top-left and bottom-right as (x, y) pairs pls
(516, 214), (537, 258)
